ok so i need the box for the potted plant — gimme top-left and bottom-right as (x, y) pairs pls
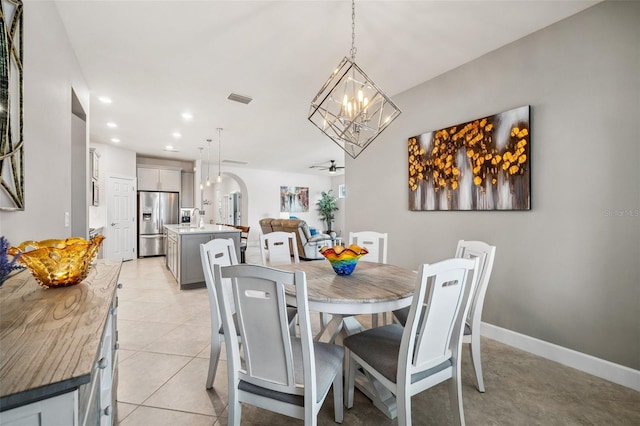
(316, 190), (338, 234)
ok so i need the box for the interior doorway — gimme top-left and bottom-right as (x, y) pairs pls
(105, 175), (136, 261)
(201, 172), (248, 226)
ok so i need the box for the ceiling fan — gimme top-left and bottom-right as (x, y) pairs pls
(310, 160), (345, 174)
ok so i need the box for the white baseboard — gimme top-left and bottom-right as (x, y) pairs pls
(481, 322), (640, 392)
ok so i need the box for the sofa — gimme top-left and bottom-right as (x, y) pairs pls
(259, 218), (334, 260)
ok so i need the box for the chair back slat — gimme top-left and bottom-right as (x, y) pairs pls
(349, 231), (388, 264)
(401, 257), (479, 374)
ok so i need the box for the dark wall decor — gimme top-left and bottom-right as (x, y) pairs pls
(409, 105), (530, 211)
(0, 0), (24, 210)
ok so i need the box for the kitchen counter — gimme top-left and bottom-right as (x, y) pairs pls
(164, 224), (240, 289)
(0, 260), (122, 416)
(164, 223), (239, 234)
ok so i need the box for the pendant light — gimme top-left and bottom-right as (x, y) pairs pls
(216, 128), (223, 183)
(206, 139), (212, 186)
(198, 147), (204, 190)
(308, 0), (401, 159)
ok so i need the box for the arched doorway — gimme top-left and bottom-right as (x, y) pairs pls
(201, 171), (248, 226)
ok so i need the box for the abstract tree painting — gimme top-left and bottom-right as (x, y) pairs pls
(409, 105), (530, 211)
(0, 0), (24, 210)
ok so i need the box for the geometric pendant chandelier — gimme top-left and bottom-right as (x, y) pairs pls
(308, 0), (401, 159)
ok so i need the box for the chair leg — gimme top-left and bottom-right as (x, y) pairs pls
(448, 370), (465, 426)
(469, 333), (485, 392)
(228, 392), (241, 426)
(333, 373), (344, 423)
(206, 334), (222, 389)
(344, 350), (356, 409)
(397, 386), (412, 426)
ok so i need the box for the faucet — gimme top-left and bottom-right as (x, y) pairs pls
(193, 207), (205, 228)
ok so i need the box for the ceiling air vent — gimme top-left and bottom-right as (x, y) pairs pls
(223, 159), (249, 165)
(227, 93), (253, 104)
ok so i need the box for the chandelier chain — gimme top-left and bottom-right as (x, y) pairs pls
(350, 0), (357, 61)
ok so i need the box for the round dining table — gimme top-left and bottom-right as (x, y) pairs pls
(278, 260), (417, 342)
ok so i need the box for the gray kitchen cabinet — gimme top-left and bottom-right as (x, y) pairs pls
(164, 225), (240, 290)
(137, 167), (181, 192)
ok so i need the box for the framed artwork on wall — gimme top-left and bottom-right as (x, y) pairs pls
(280, 186), (309, 213)
(0, 0), (24, 211)
(408, 105), (530, 211)
(338, 184), (346, 199)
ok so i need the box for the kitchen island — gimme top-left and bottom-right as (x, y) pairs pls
(0, 260), (122, 425)
(164, 224), (241, 290)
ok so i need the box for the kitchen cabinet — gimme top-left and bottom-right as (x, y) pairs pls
(180, 171), (194, 208)
(165, 225), (240, 290)
(137, 167), (181, 192)
(0, 261), (122, 426)
(166, 230), (178, 278)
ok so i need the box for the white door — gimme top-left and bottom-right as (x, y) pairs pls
(105, 176), (136, 261)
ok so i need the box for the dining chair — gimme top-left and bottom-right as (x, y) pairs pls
(200, 238), (298, 389)
(392, 240), (496, 392)
(348, 231), (388, 264)
(232, 224), (250, 263)
(344, 257), (479, 426)
(199, 238), (239, 389)
(349, 231), (389, 327)
(213, 263), (344, 425)
(260, 231), (300, 266)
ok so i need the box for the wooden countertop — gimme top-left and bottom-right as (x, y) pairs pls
(0, 260), (122, 411)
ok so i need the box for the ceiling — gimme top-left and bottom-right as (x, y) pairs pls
(54, 0), (598, 175)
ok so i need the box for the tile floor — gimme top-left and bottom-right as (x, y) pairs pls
(115, 252), (640, 425)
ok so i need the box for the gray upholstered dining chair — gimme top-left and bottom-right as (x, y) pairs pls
(213, 263), (344, 425)
(200, 238), (297, 389)
(344, 257), (479, 426)
(392, 239), (496, 392)
(260, 231), (300, 266)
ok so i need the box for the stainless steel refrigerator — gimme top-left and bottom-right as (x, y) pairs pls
(138, 191), (179, 257)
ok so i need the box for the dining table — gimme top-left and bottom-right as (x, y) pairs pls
(277, 259), (418, 419)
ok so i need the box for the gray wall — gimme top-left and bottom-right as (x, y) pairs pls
(345, 1), (639, 370)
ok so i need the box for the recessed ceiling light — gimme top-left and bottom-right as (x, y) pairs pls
(164, 145), (179, 152)
(111, 138), (120, 143)
(98, 96), (112, 104)
(181, 112), (193, 120)
(172, 132), (182, 138)
(106, 122), (117, 128)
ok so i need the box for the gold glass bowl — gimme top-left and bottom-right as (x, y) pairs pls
(8, 236), (105, 288)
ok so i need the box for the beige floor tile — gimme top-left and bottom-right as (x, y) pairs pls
(115, 402), (137, 424)
(143, 357), (228, 416)
(117, 319), (180, 351)
(118, 405), (216, 426)
(118, 351), (191, 405)
(142, 323), (210, 356)
(118, 348), (137, 364)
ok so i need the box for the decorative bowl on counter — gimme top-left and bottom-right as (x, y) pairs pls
(8, 236), (105, 288)
(320, 244), (369, 276)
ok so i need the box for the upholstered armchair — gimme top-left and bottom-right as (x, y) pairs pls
(259, 218), (333, 260)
